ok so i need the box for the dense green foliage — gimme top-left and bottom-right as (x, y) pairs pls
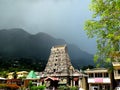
(81, 65), (95, 70)
(0, 56), (94, 78)
(58, 85), (79, 90)
(58, 85), (69, 90)
(84, 0), (120, 67)
(28, 81), (46, 90)
(0, 29), (94, 69)
(0, 57), (47, 77)
(31, 85), (46, 90)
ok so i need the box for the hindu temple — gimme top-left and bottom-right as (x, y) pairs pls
(42, 45), (87, 89)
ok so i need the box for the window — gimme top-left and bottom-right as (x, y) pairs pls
(104, 73), (108, 77)
(89, 73), (94, 78)
(53, 69), (56, 72)
(118, 70), (120, 74)
(98, 73), (102, 77)
(95, 73), (98, 77)
(95, 73), (102, 77)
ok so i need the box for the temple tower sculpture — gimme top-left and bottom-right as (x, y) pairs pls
(44, 44), (74, 76)
(43, 45), (87, 89)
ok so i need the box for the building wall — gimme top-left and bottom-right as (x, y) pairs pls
(85, 68), (113, 90)
(112, 62), (120, 88)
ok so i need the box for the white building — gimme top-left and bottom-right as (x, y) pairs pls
(85, 68), (113, 90)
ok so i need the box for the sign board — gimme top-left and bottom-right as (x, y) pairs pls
(88, 78), (110, 83)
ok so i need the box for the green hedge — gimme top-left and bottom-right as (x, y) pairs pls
(31, 85), (46, 90)
(58, 86), (78, 90)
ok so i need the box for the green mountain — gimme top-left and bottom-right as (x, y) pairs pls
(0, 28), (94, 70)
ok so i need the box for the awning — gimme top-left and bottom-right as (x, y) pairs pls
(73, 78), (79, 81)
(45, 77), (59, 81)
(0, 77), (6, 80)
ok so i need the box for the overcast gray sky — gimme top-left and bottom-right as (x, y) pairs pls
(0, 0), (97, 54)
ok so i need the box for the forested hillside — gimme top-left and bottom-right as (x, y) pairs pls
(0, 28), (94, 72)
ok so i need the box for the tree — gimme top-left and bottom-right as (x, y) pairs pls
(0, 71), (8, 78)
(13, 72), (17, 79)
(81, 65), (94, 70)
(84, 0), (120, 67)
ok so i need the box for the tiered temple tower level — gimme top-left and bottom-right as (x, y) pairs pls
(44, 45), (73, 75)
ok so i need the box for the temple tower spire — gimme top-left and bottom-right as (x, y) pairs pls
(44, 44), (74, 76)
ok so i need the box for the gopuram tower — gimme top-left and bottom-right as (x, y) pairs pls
(42, 45), (87, 89)
(44, 44), (74, 76)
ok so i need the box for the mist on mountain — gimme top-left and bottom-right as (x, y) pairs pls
(0, 28), (94, 68)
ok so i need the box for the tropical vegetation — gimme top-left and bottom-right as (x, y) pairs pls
(84, 0), (120, 67)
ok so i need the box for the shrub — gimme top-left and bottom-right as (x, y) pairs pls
(31, 86), (38, 90)
(30, 85), (46, 90)
(37, 85), (46, 90)
(58, 85), (69, 90)
(28, 81), (33, 89)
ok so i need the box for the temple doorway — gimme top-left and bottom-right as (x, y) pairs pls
(45, 77), (59, 89)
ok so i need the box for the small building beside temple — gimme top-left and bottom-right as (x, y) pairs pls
(112, 62), (120, 89)
(7, 72), (14, 79)
(42, 45), (87, 89)
(24, 70), (40, 87)
(85, 68), (113, 90)
(7, 71), (28, 79)
(17, 71), (28, 79)
(112, 51), (120, 88)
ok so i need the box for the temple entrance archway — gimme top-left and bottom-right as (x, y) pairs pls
(45, 77), (59, 89)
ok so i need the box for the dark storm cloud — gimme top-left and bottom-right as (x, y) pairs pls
(0, 0), (96, 54)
